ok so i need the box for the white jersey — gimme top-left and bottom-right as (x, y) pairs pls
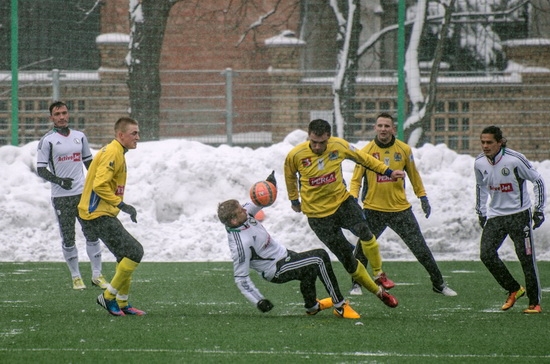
(475, 147), (546, 218)
(36, 129), (92, 198)
(226, 201), (288, 305)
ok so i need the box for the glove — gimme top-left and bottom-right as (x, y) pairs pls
(257, 299), (274, 313)
(290, 199), (301, 213)
(266, 170), (277, 187)
(533, 211), (545, 230)
(478, 215), (487, 229)
(57, 177), (74, 190)
(420, 196), (431, 218)
(118, 202), (137, 223)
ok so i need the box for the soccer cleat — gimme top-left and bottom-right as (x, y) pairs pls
(523, 304), (542, 314)
(433, 284), (458, 297)
(377, 288), (398, 308)
(333, 301), (360, 319)
(72, 277), (86, 290)
(349, 282), (363, 296)
(502, 286), (525, 311)
(91, 275), (109, 289)
(97, 293), (125, 316)
(306, 297), (334, 315)
(374, 272), (395, 289)
(121, 304), (147, 316)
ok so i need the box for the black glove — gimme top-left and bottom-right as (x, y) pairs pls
(266, 170), (277, 187)
(257, 299), (274, 313)
(533, 211), (545, 230)
(478, 215), (487, 229)
(57, 177), (74, 190)
(118, 202), (137, 223)
(420, 196), (431, 218)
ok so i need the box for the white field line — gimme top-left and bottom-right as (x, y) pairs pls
(0, 348), (549, 359)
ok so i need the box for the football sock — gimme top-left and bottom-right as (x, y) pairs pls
(62, 245), (81, 278)
(360, 236), (382, 276)
(108, 257), (139, 304)
(86, 240), (103, 278)
(351, 260), (379, 294)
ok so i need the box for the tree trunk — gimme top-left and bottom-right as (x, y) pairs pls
(331, 0), (361, 139)
(128, 0), (173, 141)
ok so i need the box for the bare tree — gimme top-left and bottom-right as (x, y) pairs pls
(128, 0), (182, 141)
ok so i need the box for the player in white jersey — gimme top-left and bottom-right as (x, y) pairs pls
(475, 125), (545, 314)
(37, 101), (108, 290)
(217, 172), (360, 319)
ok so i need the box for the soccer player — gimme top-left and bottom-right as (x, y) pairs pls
(475, 125), (545, 314)
(218, 172), (360, 319)
(78, 117), (146, 316)
(284, 119), (404, 308)
(37, 101), (108, 290)
(348, 113), (457, 297)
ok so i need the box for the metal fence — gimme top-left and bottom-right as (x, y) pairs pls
(2, 68), (550, 160)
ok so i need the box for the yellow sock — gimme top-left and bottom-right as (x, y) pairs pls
(351, 260), (379, 294)
(361, 236), (382, 276)
(106, 258), (139, 303)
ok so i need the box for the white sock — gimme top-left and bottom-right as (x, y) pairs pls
(62, 245), (80, 278)
(86, 240), (102, 278)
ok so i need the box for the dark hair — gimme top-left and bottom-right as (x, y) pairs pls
(49, 101), (68, 115)
(308, 119), (331, 136)
(377, 112), (394, 123)
(481, 125), (507, 147)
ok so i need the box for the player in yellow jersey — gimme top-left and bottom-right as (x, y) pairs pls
(284, 119), (404, 308)
(349, 113), (457, 297)
(78, 117), (146, 316)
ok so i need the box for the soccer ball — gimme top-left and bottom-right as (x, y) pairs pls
(249, 181), (277, 207)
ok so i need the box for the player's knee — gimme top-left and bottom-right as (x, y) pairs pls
(353, 223), (373, 241)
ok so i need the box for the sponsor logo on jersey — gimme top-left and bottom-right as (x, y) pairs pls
(301, 158), (312, 167)
(309, 172), (336, 186)
(57, 152), (81, 162)
(376, 174), (394, 183)
(328, 151), (339, 160)
(116, 185), (125, 196)
(489, 183), (513, 192)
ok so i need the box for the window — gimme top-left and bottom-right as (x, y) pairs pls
(435, 118), (445, 131)
(462, 118), (469, 131)
(448, 118), (458, 131)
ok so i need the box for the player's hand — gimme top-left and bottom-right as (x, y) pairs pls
(420, 196), (431, 218)
(291, 200), (301, 213)
(119, 202), (138, 223)
(478, 215), (487, 229)
(390, 170), (405, 181)
(257, 299), (274, 313)
(533, 211), (545, 230)
(266, 170), (277, 187)
(58, 177), (74, 190)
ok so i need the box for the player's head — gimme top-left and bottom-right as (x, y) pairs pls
(480, 125), (507, 158)
(374, 112), (395, 143)
(115, 117), (140, 149)
(308, 119), (331, 155)
(49, 101), (69, 129)
(217, 199), (245, 227)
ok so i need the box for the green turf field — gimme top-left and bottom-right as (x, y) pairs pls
(0, 261), (548, 363)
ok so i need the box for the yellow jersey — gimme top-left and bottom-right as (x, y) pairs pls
(284, 136), (390, 218)
(78, 140), (128, 220)
(349, 137), (426, 212)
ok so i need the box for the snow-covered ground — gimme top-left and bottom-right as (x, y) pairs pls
(2, 129), (549, 263)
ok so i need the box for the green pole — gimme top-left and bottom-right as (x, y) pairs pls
(396, 0), (405, 141)
(11, 0), (19, 146)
